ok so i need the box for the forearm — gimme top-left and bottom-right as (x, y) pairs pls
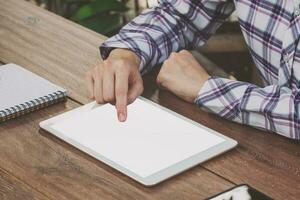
(195, 77), (300, 139)
(100, 0), (234, 74)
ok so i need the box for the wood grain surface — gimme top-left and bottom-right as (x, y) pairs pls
(0, 168), (49, 200)
(0, 0), (105, 104)
(143, 69), (300, 199)
(0, 0), (299, 199)
(0, 100), (233, 200)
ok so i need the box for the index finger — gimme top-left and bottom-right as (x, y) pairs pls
(115, 69), (129, 122)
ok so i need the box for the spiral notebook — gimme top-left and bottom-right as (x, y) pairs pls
(0, 63), (67, 122)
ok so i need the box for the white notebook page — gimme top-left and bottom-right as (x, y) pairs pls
(50, 99), (224, 178)
(0, 64), (65, 110)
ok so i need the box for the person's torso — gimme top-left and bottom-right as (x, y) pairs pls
(235, 0), (300, 89)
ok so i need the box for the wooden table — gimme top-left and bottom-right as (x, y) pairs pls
(0, 0), (299, 199)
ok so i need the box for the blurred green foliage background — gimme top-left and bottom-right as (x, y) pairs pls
(63, 0), (128, 35)
(67, 0), (128, 35)
(26, 0), (253, 82)
(27, 0), (129, 35)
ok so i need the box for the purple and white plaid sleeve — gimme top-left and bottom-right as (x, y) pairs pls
(100, 0), (300, 140)
(100, 0), (234, 74)
(195, 0), (300, 140)
(195, 77), (300, 139)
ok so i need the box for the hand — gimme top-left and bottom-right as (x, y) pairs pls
(156, 50), (210, 103)
(85, 49), (144, 122)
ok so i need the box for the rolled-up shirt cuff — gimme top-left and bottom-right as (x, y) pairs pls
(194, 76), (248, 120)
(99, 33), (157, 75)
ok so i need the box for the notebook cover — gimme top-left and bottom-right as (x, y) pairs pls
(0, 63), (67, 122)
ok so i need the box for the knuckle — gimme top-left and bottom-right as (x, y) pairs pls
(159, 64), (168, 74)
(115, 59), (128, 67)
(156, 78), (165, 87)
(94, 91), (104, 104)
(102, 63), (110, 73)
(103, 59), (112, 66)
(179, 49), (189, 54)
(162, 60), (170, 68)
(96, 100), (104, 104)
(103, 95), (113, 102)
(156, 75), (162, 85)
(157, 69), (168, 83)
(169, 52), (177, 59)
(95, 97), (104, 104)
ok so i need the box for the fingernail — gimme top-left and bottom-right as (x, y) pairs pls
(118, 112), (125, 122)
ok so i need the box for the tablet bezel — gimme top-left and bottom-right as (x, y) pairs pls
(40, 97), (237, 186)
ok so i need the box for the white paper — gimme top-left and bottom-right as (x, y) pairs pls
(51, 99), (224, 178)
(0, 64), (65, 110)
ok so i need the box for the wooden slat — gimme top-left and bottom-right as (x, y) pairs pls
(0, 168), (49, 200)
(0, 99), (233, 200)
(0, 0), (299, 199)
(156, 91), (300, 199)
(0, 0), (105, 104)
(0, 2), (235, 199)
(142, 71), (300, 199)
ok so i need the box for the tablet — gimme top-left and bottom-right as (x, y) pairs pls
(40, 97), (237, 186)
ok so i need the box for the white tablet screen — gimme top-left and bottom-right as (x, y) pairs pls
(50, 99), (224, 178)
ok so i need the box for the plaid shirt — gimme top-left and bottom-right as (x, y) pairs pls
(100, 0), (300, 140)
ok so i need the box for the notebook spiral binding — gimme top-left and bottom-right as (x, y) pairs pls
(0, 91), (67, 123)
